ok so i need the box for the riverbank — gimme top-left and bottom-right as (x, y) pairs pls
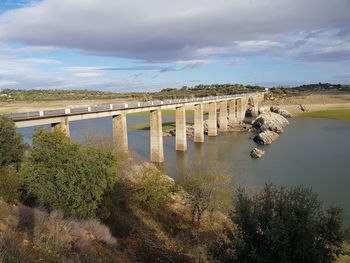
(296, 109), (350, 121)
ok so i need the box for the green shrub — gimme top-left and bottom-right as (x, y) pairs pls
(0, 116), (26, 170)
(132, 164), (177, 209)
(212, 184), (349, 263)
(21, 128), (118, 219)
(0, 168), (22, 203)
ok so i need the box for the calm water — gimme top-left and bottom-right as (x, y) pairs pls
(19, 115), (350, 224)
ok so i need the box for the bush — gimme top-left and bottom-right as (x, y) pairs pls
(178, 170), (231, 224)
(0, 116), (26, 170)
(21, 128), (118, 219)
(212, 184), (349, 263)
(132, 164), (177, 209)
(0, 168), (22, 203)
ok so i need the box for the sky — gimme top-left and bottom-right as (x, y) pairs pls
(0, 0), (349, 92)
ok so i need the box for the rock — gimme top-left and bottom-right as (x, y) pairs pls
(258, 106), (271, 114)
(253, 130), (279, 145)
(250, 148), (265, 158)
(270, 106), (293, 118)
(252, 112), (289, 133)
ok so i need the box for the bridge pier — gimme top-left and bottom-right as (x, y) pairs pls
(176, 105), (187, 151)
(228, 99), (236, 125)
(237, 98), (244, 122)
(194, 103), (204, 143)
(219, 100), (228, 132)
(208, 102), (217, 136)
(51, 117), (70, 137)
(112, 112), (128, 152)
(150, 108), (164, 163)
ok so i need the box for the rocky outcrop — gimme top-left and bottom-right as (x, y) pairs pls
(253, 130), (279, 145)
(250, 148), (265, 158)
(252, 112), (289, 133)
(258, 106), (271, 114)
(270, 106), (293, 118)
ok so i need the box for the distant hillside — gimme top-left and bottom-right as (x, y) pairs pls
(0, 84), (265, 102)
(270, 83), (350, 95)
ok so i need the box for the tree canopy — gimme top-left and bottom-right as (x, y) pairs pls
(21, 128), (118, 218)
(212, 184), (349, 263)
(0, 116), (26, 170)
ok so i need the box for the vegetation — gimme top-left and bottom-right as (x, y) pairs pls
(130, 121), (193, 131)
(0, 116), (349, 262)
(0, 84), (265, 102)
(0, 168), (22, 203)
(21, 128), (118, 219)
(131, 164), (177, 209)
(296, 109), (350, 121)
(178, 169), (232, 225)
(270, 83), (350, 96)
(0, 116), (27, 170)
(211, 184), (349, 263)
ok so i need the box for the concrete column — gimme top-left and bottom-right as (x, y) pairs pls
(176, 106), (187, 151)
(112, 112), (128, 152)
(150, 109), (164, 163)
(51, 117), (70, 137)
(208, 102), (217, 136)
(228, 99), (236, 125)
(194, 103), (204, 143)
(219, 100), (228, 132)
(237, 98), (244, 121)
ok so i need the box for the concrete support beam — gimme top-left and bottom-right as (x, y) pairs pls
(194, 103), (204, 143)
(175, 106), (187, 151)
(150, 109), (164, 163)
(237, 99), (244, 121)
(228, 99), (236, 125)
(112, 112), (128, 152)
(219, 100), (228, 132)
(208, 102), (218, 136)
(51, 117), (70, 137)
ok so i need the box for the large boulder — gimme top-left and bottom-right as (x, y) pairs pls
(252, 112), (289, 133)
(270, 106), (293, 118)
(253, 130), (279, 145)
(250, 148), (265, 158)
(258, 106), (271, 114)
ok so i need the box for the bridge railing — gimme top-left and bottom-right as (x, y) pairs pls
(4, 92), (262, 120)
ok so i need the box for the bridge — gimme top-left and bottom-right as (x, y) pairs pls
(6, 92), (265, 163)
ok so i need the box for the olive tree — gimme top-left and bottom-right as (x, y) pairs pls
(21, 128), (118, 219)
(211, 184), (349, 263)
(0, 116), (26, 170)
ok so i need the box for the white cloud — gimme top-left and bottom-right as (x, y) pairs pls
(73, 72), (104, 77)
(0, 0), (348, 62)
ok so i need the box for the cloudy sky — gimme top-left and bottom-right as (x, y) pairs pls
(0, 0), (349, 91)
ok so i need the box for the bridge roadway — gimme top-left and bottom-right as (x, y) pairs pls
(6, 92), (265, 162)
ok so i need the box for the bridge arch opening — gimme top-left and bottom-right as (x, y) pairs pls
(245, 97), (256, 117)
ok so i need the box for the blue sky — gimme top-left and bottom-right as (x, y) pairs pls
(0, 0), (349, 91)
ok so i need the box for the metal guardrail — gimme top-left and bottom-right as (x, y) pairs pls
(4, 92), (262, 120)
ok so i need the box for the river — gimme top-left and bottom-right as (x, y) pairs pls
(18, 114), (350, 224)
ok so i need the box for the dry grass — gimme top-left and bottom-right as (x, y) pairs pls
(0, 200), (123, 263)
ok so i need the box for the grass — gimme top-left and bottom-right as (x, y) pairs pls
(296, 109), (350, 121)
(130, 122), (193, 131)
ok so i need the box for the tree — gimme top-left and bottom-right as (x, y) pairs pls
(131, 164), (177, 209)
(21, 128), (118, 219)
(0, 116), (26, 170)
(0, 168), (22, 203)
(211, 184), (349, 263)
(178, 170), (232, 225)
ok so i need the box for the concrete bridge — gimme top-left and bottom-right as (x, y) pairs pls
(7, 92), (264, 163)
